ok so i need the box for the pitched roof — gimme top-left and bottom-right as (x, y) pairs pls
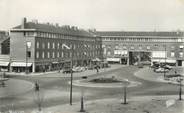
(13, 22), (94, 37)
(96, 31), (184, 37)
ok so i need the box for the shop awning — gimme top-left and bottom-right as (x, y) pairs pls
(52, 62), (59, 64)
(152, 59), (176, 63)
(107, 58), (120, 62)
(0, 61), (9, 66)
(11, 62), (32, 67)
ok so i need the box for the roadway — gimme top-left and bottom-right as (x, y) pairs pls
(0, 65), (181, 112)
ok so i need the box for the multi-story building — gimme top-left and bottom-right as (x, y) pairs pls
(96, 31), (184, 66)
(0, 31), (10, 71)
(10, 18), (102, 73)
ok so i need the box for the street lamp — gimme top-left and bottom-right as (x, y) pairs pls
(80, 76), (87, 112)
(122, 79), (129, 104)
(62, 43), (73, 105)
(164, 45), (166, 79)
(177, 75), (183, 100)
(70, 51), (73, 105)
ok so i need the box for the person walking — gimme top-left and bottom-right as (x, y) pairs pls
(35, 82), (40, 92)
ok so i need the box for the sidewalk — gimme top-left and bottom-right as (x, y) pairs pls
(39, 95), (184, 113)
(6, 64), (125, 78)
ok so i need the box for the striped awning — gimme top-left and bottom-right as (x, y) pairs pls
(11, 62), (32, 67)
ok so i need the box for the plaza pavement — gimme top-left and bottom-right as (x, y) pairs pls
(3, 65), (184, 113)
(36, 95), (184, 113)
(6, 64), (124, 78)
(36, 66), (184, 113)
(134, 66), (184, 85)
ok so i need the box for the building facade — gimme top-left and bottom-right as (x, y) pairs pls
(96, 31), (184, 66)
(10, 18), (102, 73)
(0, 31), (10, 71)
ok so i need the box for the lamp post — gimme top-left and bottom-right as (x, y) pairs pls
(80, 76), (87, 112)
(122, 79), (129, 104)
(62, 43), (74, 105)
(70, 51), (73, 105)
(177, 75), (183, 100)
(25, 42), (28, 74)
(164, 45), (166, 79)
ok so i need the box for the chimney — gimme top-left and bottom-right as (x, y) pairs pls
(21, 17), (27, 29)
(55, 23), (59, 27)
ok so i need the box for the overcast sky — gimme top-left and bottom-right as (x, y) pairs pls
(1, 0), (184, 31)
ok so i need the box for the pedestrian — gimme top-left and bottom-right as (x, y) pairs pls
(35, 82), (40, 91)
(175, 70), (177, 75)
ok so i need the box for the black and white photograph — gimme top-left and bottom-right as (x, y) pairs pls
(0, 0), (184, 113)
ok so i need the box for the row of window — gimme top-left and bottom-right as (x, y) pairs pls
(170, 52), (183, 58)
(106, 50), (184, 58)
(104, 44), (184, 50)
(24, 31), (96, 41)
(35, 51), (101, 59)
(103, 37), (184, 42)
(36, 41), (101, 50)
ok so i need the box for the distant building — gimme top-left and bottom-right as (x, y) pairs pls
(0, 31), (10, 71)
(10, 18), (102, 73)
(96, 31), (184, 66)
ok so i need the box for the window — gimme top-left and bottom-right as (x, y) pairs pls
(27, 42), (32, 49)
(36, 42), (39, 49)
(73, 44), (76, 49)
(61, 52), (63, 58)
(53, 42), (55, 49)
(147, 46), (150, 50)
(48, 42), (50, 49)
(70, 52), (72, 57)
(57, 52), (59, 58)
(42, 52), (45, 58)
(171, 52), (175, 57)
(57, 43), (60, 49)
(42, 43), (45, 49)
(123, 46), (127, 49)
(179, 45), (184, 49)
(179, 52), (183, 57)
(47, 52), (50, 58)
(115, 45), (119, 49)
(36, 51), (39, 58)
(107, 51), (111, 56)
(130, 46), (134, 50)
(171, 46), (175, 50)
(27, 51), (31, 58)
(52, 52), (55, 58)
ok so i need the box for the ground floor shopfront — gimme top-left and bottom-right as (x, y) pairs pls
(106, 50), (184, 67)
(2, 58), (97, 73)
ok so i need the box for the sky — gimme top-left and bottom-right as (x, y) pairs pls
(1, 0), (184, 31)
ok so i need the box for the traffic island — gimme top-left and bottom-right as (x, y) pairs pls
(71, 76), (141, 88)
(89, 76), (122, 83)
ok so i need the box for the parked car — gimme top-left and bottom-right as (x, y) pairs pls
(154, 68), (169, 73)
(166, 74), (181, 78)
(162, 65), (172, 70)
(72, 66), (86, 72)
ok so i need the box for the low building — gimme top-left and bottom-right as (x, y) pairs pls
(10, 18), (102, 73)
